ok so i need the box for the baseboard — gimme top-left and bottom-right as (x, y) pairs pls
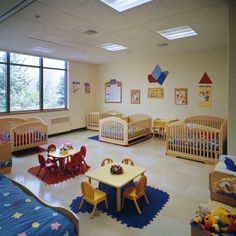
(48, 127), (87, 137)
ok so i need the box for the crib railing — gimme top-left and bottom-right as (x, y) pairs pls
(12, 122), (48, 151)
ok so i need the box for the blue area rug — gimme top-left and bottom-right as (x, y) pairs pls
(88, 135), (99, 141)
(70, 185), (169, 228)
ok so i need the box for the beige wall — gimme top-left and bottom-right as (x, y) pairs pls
(1, 48), (229, 136)
(1, 61), (96, 135)
(228, 0), (236, 155)
(95, 48), (228, 120)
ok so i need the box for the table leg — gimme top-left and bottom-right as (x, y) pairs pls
(117, 187), (121, 211)
(88, 178), (91, 184)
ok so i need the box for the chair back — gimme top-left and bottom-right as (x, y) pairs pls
(80, 145), (87, 158)
(121, 158), (135, 166)
(38, 154), (46, 167)
(73, 152), (84, 164)
(47, 144), (56, 153)
(81, 181), (94, 199)
(101, 158), (113, 166)
(135, 175), (147, 197)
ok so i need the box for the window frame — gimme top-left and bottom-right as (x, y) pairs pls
(0, 51), (68, 114)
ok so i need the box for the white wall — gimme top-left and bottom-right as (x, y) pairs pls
(95, 48), (228, 120)
(1, 60), (96, 135)
(69, 61), (96, 131)
(228, 0), (236, 155)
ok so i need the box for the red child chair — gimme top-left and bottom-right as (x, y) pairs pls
(65, 152), (84, 174)
(80, 145), (89, 168)
(37, 154), (58, 179)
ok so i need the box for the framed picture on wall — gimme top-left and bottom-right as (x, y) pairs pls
(131, 89), (141, 104)
(175, 88), (188, 105)
(148, 87), (164, 99)
(105, 80), (122, 103)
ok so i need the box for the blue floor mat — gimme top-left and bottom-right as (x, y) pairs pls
(70, 185), (169, 228)
(88, 135), (99, 141)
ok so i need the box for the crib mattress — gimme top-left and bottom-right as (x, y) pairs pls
(0, 174), (76, 236)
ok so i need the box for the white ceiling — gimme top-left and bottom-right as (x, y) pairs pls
(0, 0), (228, 64)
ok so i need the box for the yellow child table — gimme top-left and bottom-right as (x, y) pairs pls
(85, 162), (146, 211)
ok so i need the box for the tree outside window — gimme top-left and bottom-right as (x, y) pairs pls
(0, 51), (67, 113)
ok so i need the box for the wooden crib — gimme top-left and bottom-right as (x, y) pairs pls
(166, 116), (227, 164)
(86, 111), (123, 131)
(0, 117), (48, 152)
(99, 114), (152, 146)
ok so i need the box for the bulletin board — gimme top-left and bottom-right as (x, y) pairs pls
(105, 80), (122, 103)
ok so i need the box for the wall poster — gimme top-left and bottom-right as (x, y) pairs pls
(84, 82), (91, 94)
(199, 85), (212, 107)
(72, 81), (80, 94)
(198, 72), (213, 108)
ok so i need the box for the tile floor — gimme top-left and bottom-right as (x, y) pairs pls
(8, 130), (214, 236)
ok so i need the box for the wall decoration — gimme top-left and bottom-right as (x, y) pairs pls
(148, 64), (169, 85)
(198, 72), (213, 107)
(72, 81), (80, 94)
(105, 79), (122, 103)
(131, 89), (141, 104)
(199, 85), (212, 107)
(199, 72), (212, 84)
(175, 88), (188, 105)
(148, 88), (164, 99)
(84, 82), (91, 94)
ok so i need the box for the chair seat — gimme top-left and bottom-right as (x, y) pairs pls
(46, 162), (57, 168)
(94, 189), (107, 201)
(79, 181), (108, 219)
(123, 187), (136, 198)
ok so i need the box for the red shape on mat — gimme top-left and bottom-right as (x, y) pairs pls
(148, 74), (156, 83)
(28, 164), (90, 185)
(199, 72), (212, 84)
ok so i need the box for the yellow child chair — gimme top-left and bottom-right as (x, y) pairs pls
(99, 157), (114, 189)
(122, 175), (149, 214)
(121, 158), (135, 166)
(79, 181), (108, 219)
(122, 158), (135, 186)
(101, 157), (113, 166)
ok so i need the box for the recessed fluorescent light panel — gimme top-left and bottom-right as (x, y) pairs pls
(31, 46), (54, 54)
(157, 26), (197, 40)
(99, 43), (127, 51)
(100, 0), (152, 12)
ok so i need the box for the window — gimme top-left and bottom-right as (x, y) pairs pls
(10, 53), (39, 66)
(43, 68), (66, 109)
(0, 51), (68, 113)
(10, 65), (40, 111)
(0, 64), (7, 112)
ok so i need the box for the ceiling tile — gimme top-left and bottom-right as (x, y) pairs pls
(71, 23), (110, 38)
(123, 0), (173, 23)
(69, 0), (116, 23)
(162, 0), (222, 14)
(96, 14), (138, 32)
(193, 18), (227, 46)
(144, 15), (185, 32)
(18, 2), (87, 31)
(117, 26), (164, 44)
(178, 3), (227, 25)
(38, 0), (88, 12)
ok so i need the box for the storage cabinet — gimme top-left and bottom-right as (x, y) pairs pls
(0, 142), (12, 174)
